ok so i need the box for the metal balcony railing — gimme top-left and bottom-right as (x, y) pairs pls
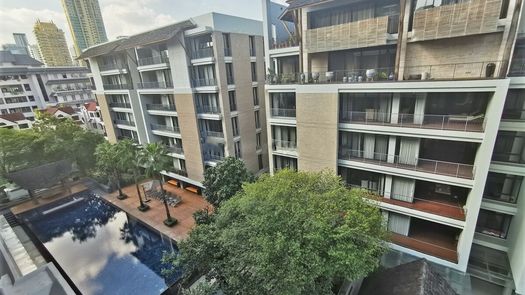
(137, 81), (173, 89)
(272, 140), (297, 152)
(271, 108), (296, 118)
(138, 54), (169, 66)
(338, 148), (475, 179)
(192, 78), (217, 87)
(103, 84), (131, 90)
(151, 124), (180, 134)
(339, 111), (484, 132)
(191, 47), (214, 59)
(196, 105), (221, 114)
(109, 102), (131, 108)
(113, 119), (135, 126)
(146, 104), (176, 112)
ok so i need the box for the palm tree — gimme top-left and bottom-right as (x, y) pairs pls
(139, 142), (177, 226)
(118, 140), (149, 212)
(95, 142), (128, 199)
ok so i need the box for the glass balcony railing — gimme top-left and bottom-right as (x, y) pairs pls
(271, 108), (296, 118)
(99, 63), (126, 72)
(339, 111), (484, 132)
(171, 168), (188, 177)
(192, 78), (217, 87)
(196, 105), (221, 114)
(109, 102), (131, 108)
(166, 146), (184, 155)
(138, 54), (169, 66)
(272, 140), (297, 152)
(146, 104), (176, 112)
(338, 148), (475, 179)
(202, 130), (224, 138)
(137, 81), (173, 89)
(103, 84), (131, 90)
(113, 119), (135, 126)
(203, 153), (225, 162)
(191, 47), (214, 59)
(151, 124), (180, 134)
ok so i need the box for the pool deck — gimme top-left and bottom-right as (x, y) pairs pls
(103, 182), (212, 242)
(10, 182), (88, 215)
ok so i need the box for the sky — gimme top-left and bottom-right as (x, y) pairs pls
(0, 0), (287, 49)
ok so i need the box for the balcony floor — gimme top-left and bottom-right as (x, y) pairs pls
(390, 231), (458, 263)
(382, 196), (465, 220)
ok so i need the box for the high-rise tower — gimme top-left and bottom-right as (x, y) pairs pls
(33, 20), (72, 66)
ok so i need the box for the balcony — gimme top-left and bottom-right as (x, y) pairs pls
(339, 111), (484, 132)
(270, 38), (300, 50)
(390, 232), (458, 263)
(382, 195), (465, 221)
(271, 108), (296, 118)
(171, 168), (188, 177)
(403, 61), (506, 80)
(151, 124), (180, 134)
(138, 54), (169, 67)
(109, 102), (131, 108)
(196, 105), (221, 114)
(137, 81), (173, 89)
(338, 148), (474, 179)
(509, 58), (525, 77)
(99, 62), (126, 72)
(272, 140), (297, 152)
(202, 130), (224, 139)
(203, 153), (225, 162)
(166, 146), (184, 155)
(191, 47), (214, 59)
(146, 104), (176, 112)
(103, 84), (131, 90)
(192, 78), (217, 87)
(411, 0), (502, 42)
(113, 119), (135, 127)
(305, 15), (397, 54)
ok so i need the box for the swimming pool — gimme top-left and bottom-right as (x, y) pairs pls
(20, 190), (180, 295)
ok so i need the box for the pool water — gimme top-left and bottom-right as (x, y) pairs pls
(20, 190), (180, 295)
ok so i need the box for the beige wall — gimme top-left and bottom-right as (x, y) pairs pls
(296, 91), (338, 172)
(175, 93), (205, 182)
(404, 33), (503, 79)
(96, 93), (117, 143)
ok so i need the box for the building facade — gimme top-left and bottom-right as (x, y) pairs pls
(80, 13), (269, 191)
(0, 50), (94, 125)
(33, 20), (73, 67)
(61, 0), (108, 58)
(262, 0), (525, 294)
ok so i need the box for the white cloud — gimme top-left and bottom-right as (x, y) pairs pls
(0, 7), (70, 46)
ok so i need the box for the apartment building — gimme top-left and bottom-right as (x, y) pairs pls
(33, 20), (73, 67)
(61, 0), (108, 58)
(0, 50), (95, 124)
(262, 0), (525, 294)
(80, 13), (268, 190)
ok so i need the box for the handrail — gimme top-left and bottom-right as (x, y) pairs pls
(389, 232), (458, 262)
(196, 105), (221, 114)
(192, 78), (217, 87)
(138, 54), (169, 66)
(191, 47), (214, 59)
(99, 62), (126, 71)
(151, 124), (180, 133)
(103, 84), (131, 90)
(114, 119), (135, 126)
(146, 104), (176, 111)
(167, 146), (184, 154)
(271, 108), (296, 118)
(338, 148), (475, 179)
(203, 130), (224, 138)
(203, 153), (225, 161)
(109, 102), (131, 108)
(339, 111), (484, 132)
(137, 81), (173, 89)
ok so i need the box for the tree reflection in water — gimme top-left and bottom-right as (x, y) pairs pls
(22, 191), (119, 243)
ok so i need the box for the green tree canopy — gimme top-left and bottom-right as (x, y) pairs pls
(202, 157), (255, 207)
(170, 170), (387, 295)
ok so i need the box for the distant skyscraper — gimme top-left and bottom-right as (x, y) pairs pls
(12, 33), (30, 55)
(33, 20), (72, 66)
(61, 0), (108, 57)
(29, 44), (42, 62)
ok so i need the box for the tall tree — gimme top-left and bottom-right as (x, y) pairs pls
(167, 170), (387, 294)
(0, 128), (37, 178)
(95, 142), (128, 199)
(139, 143), (176, 226)
(202, 156), (255, 207)
(119, 140), (149, 212)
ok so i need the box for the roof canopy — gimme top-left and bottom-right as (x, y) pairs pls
(7, 160), (72, 191)
(78, 20), (196, 59)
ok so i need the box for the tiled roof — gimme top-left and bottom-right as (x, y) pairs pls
(45, 106), (76, 115)
(84, 101), (98, 112)
(0, 50), (43, 66)
(358, 259), (457, 295)
(78, 19), (196, 59)
(0, 112), (26, 123)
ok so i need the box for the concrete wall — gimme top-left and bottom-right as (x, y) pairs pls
(296, 91), (338, 172)
(508, 182), (525, 294)
(96, 93), (117, 143)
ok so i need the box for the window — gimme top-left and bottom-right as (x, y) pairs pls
(249, 36), (256, 56)
(62, 74), (67, 78)
(20, 75), (27, 79)
(232, 117), (239, 137)
(252, 87), (259, 106)
(234, 141), (242, 158)
(258, 154), (264, 170)
(256, 132), (262, 150)
(223, 33), (231, 56)
(226, 63), (234, 84)
(228, 91), (237, 111)
(5, 97), (28, 104)
(28, 95), (34, 101)
(484, 173), (522, 204)
(254, 110), (260, 129)
(476, 209), (512, 239)
(251, 62), (257, 81)
(23, 84), (31, 91)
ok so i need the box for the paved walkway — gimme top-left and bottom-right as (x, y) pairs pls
(103, 182), (212, 242)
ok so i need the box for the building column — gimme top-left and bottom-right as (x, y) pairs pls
(387, 136), (397, 163)
(383, 175), (393, 199)
(391, 93), (401, 124)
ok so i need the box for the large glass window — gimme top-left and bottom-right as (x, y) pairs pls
(483, 173), (522, 204)
(502, 90), (525, 120)
(476, 210), (512, 239)
(228, 91), (237, 112)
(309, 1), (399, 29)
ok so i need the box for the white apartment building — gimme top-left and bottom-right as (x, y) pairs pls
(0, 50), (95, 126)
(262, 0), (525, 294)
(80, 13), (269, 191)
